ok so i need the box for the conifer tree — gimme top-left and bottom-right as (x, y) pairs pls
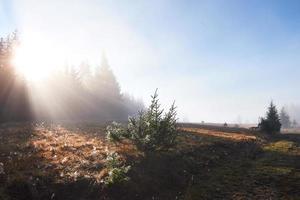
(95, 54), (121, 100)
(259, 101), (281, 134)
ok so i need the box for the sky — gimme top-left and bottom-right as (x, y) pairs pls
(0, 0), (300, 123)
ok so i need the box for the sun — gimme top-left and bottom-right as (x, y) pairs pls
(13, 45), (53, 81)
(12, 34), (57, 82)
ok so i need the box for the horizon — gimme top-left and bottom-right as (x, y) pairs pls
(1, 0), (300, 123)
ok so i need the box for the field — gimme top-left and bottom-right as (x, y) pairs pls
(0, 122), (299, 200)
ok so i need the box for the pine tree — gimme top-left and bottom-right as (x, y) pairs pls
(90, 53), (126, 120)
(259, 101), (281, 134)
(280, 107), (291, 128)
(94, 54), (121, 100)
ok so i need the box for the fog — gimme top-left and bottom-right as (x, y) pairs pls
(0, 35), (143, 122)
(1, 0), (299, 123)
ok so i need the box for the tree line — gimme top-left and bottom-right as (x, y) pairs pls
(33, 56), (144, 121)
(0, 32), (143, 122)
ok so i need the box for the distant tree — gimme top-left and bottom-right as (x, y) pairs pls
(258, 101), (281, 134)
(280, 107), (291, 128)
(78, 61), (92, 88)
(224, 122), (228, 127)
(292, 120), (298, 128)
(94, 54), (122, 100)
(66, 65), (85, 118)
(91, 54), (127, 120)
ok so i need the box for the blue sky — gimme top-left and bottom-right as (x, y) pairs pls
(0, 0), (16, 35)
(1, 0), (300, 123)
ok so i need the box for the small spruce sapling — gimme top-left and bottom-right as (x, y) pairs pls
(106, 89), (178, 152)
(103, 152), (131, 186)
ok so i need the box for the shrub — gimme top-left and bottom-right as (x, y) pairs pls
(106, 122), (126, 143)
(104, 152), (131, 186)
(258, 101), (281, 134)
(106, 89), (178, 152)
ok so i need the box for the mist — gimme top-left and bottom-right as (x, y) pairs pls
(286, 104), (300, 123)
(0, 34), (143, 122)
(1, 0), (299, 123)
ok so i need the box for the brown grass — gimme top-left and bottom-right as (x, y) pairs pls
(0, 123), (138, 186)
(1, 123), (299, 200)
(180, 127), (257, 141)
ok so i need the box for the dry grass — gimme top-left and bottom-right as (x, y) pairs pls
(180, 127), (257, 141)
(0, 123), (138, 186)
(31, 125), (109, 183)
(0, 123), (299, 200)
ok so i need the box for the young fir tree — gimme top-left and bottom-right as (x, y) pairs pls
(259, 101), (281, 134)
(280, 107), (291, 128)
(106, 89), (178, 152)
